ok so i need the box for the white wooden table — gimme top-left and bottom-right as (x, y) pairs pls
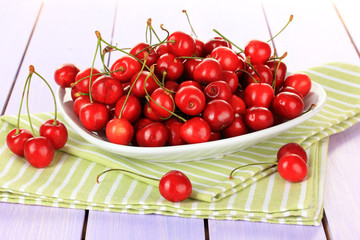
(1, 0), (359, 239)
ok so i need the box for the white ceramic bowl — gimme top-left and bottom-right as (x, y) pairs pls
(57, 81), (327, 162)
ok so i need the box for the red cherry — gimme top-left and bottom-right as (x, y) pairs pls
(244, 107), (274, 131)
(149, 88), (175, 118)
(129, 71), (158, 98)
(209, 131), (221, 141)
(133, 118), (154, 132)
(221, 70), (239, 93)
(202, 99), (235, 132)
(244, 64), (273, 86)
(272, 92), (304, 120)
(114, 95), (142, 123)
(91, 76), (123, 105)
(24, 136), (55, 168)
(79, 103), (109, 131)
(210, 46), (240, 72)
(265, 60), (287, 92)
(194, 38), (206, 57)
(110, 56), (141, 83)
(277, 142), (307, 163)
(6, 128), (33, 156)
(178, 80), (203, 91)
(167, 31), (196, 57)
(136, 122), (168, 147)
(143, 103), (163, 121)
(244, 40), (271, 64)
(204, 37), (231, 55)
(106, 118), (134, 145)
(156, 43), (169, 56)
(278, 154), (307, 182)
(175, 85), (206, 116)
(193, 58), (223, 85)
(235, 54), (246, 79)
(243, 82), (275, 108)
(165, 118), (186, 146)
(183, 58), (202, 80)
(159, 170), (192, 202)
(204, 80), (232, 102)
(39, 119), (68, 149)
(284, 73), (312, 97)
(228, 94), (246, 115)
(180, 117), (211, 144)
(279, 86), (304, 100)
(222, 115), (248, 138)
(164, 81), (179, 93)
(74, 68), (101, 93)
(71, 85), (82, 101)
(54, 63), (80, 88)
(155, 53), (184, 81)
(73, 95), (91, 117)
(129, 42), (158, 67)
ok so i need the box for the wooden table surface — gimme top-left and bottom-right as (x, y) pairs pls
(1, 0), (360, 239)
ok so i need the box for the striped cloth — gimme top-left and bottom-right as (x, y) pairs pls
(0, 62), (359, 225)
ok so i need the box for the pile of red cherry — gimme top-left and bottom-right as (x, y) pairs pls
(55, 29), (312, 148)
(6, 66), (69, 168)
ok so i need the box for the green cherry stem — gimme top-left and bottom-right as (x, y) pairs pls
(119, 55), (148, 119)
(25, 68), (35, 136)
(97, 168), (159, 184)
(229, 162), (278, 179)
(89, 31), (102, 103)
(33, 70), (59, 125)
(182, 9), (198, 38)
(267, 15), (293, 43)
(16, 74), (32, 134)
(213, 29), (244, 53)
(147, 18), (161, 43)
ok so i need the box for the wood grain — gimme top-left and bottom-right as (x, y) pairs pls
(208, 220), (326, 240)
(85, 211), (205, 240)
(0, 203), (84, 240)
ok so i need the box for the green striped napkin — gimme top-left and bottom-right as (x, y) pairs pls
(0, 62), (359, 225)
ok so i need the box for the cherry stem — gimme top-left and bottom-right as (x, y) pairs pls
(99, 37), (162, 85)
(272, 58), (282, 90)
(160, 24), (170, 40)
(89, 32), (102, 103)
(16, 74), (32, 134)
(213, 29), (244, 53)
(182, 10), (198, 38)
(176, 56), (204, 60)
(143, 75), (187, 123)
(267, 15), (294, 43)
(97, 168), (159, 184)
(119, 56), (148, 119)
(245, 57), (262, 82)
(33, 71), (59, 125)
(147, 18), (161, 43)
(25, 73), (35, 136)
(145, 19), (150, 44)
(229, 162), (277, 179)
(99, 43), (110, 73)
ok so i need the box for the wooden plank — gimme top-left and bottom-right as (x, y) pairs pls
(325, 123), (360, 239)
(208, 220), (326, 240)
(4, 0), (117, 115)
(0, 202), (84, 240)
(1, 0), (117, 239)
(262, 0), (360, 72)
(0, 0), (43, 113)
(86, 211), (205, 240)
